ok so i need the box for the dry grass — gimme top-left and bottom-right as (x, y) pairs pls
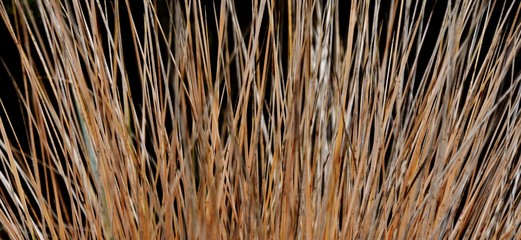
(0, 0), (520, 239)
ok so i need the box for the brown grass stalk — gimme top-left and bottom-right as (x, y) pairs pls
(0, 0), (520, 239)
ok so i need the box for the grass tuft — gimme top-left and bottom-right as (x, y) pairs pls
(0, 0), (520, 239)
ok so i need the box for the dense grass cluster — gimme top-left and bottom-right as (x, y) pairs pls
(0, 0), (521, 239)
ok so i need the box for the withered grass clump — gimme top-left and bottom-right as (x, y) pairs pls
(0, 0), (521, 239)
